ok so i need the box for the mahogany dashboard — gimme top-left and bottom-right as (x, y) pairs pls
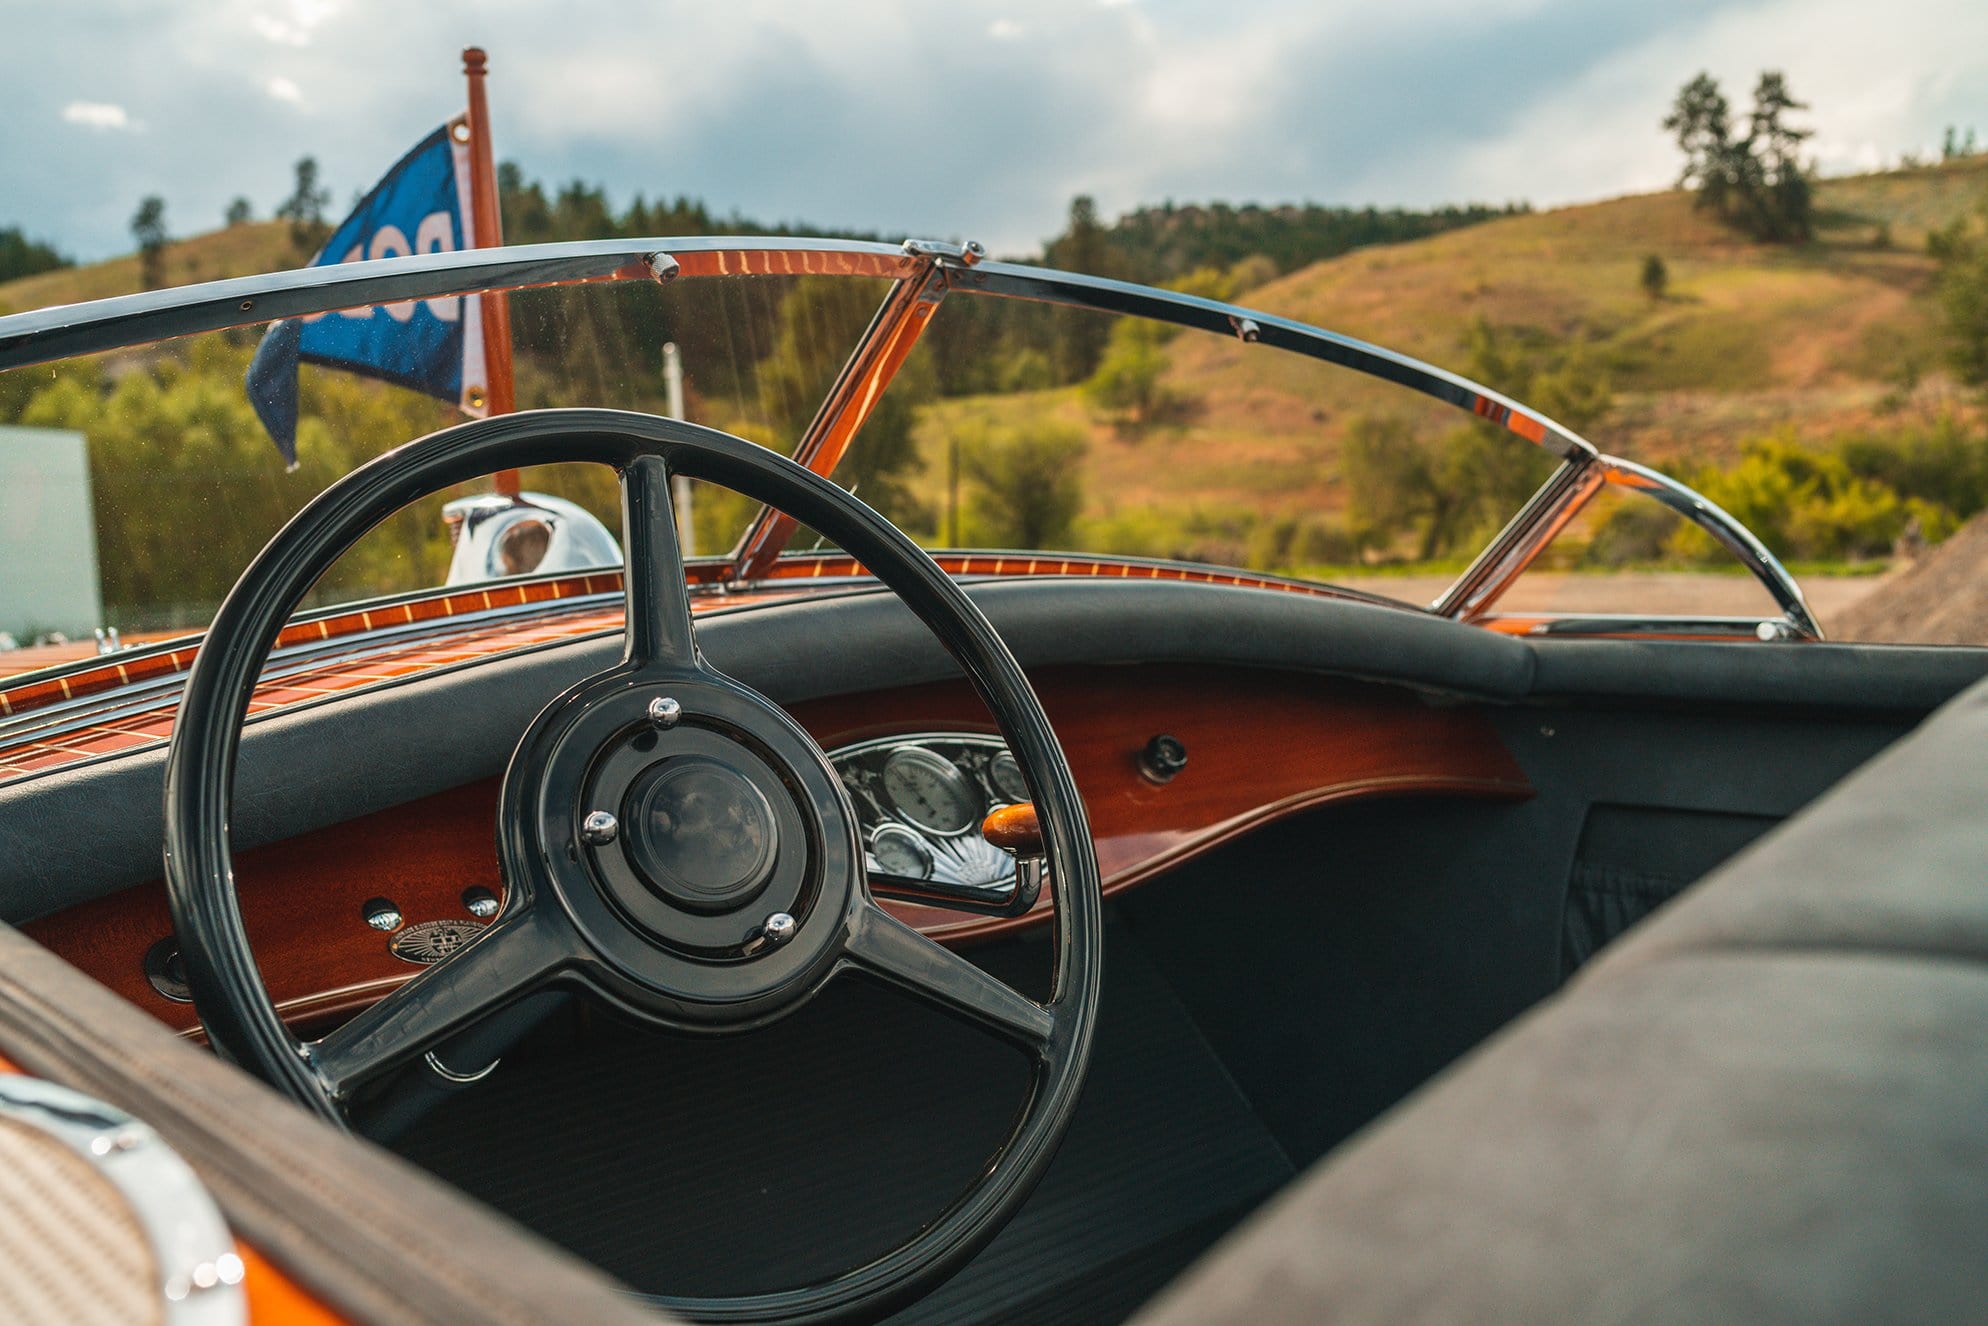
(24, 663), (1532, 1039)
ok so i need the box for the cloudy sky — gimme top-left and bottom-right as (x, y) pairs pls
(4, 0), (1985, 262)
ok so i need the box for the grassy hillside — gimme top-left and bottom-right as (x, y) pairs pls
(0, 221), (297, 316)
(915, 157), (1988, 554)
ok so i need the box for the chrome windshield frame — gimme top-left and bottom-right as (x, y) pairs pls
(0, 235), (1818, 638)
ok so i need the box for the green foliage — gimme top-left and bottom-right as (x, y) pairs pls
(1585, 497), (1676, 567)
(1077, 502), (1260, 568)
(1088, 199), (1529, 286)
(1083, 319), (1179, 427)
(751, 277), (934, 529)
(1640, 253), (1668, 301)
(1460, 317), (1613, 434)
(1675, 433), (1906, 560)
(957, 418), (1087, 550)
(224, 197), (254, 228)
(1664, 71), (1814, 242)
(1835, 413), (1988, 514)
(1341, 414), (1554, 561)
(275, 157), (331, 258)
(0, 226), (69, 283)
(130, 197), (167, 290)
(1338, 321), (1599, 561)
(1245, 514), (1357, 572)
(8, 340), (461, 628)
(1930, 207), (1988, 388)
(1046, 196), (1115, 380)
(995, 348), (1056, 393)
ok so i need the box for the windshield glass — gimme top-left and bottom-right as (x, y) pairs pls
(0, 247), (1625, 689)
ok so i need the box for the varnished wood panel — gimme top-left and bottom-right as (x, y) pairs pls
(0, 555), (1391, 783)
(25, 664), (1528, 1036)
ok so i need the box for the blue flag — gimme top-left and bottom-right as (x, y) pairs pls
(247, 118), (487, 465)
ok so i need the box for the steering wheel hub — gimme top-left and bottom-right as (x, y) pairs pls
(512, 673), (853, 1012)
(623, 757), (778, 912)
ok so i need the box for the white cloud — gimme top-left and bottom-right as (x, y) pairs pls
(988, 18), (1025, 39)
(60, 101), (135, 131)
(250, 0), (341, 48)
(265, 75), (303, 104)
(1409, 0), (1988, 212)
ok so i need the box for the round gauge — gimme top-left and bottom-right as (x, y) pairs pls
(881, 746), (981, 835)
(989, 749), (1029, 804)
(869, 824), (934, 879)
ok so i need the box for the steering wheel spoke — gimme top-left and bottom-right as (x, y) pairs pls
(621, 452), (700, 673)
(307, 904), (573, 1103)
(843, 903), (1055, 1052)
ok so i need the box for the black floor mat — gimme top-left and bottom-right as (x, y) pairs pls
(394, 922), (1292, 1322)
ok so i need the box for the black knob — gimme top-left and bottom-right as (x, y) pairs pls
(143, 938), (192, 1003)
(1140, 733), (1188, 784)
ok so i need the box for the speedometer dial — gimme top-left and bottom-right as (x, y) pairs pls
(881, 747), (980, 835)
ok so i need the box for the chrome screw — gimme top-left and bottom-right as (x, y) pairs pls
(761, 912), (797, 947)
(580, 810), (620, 846)
(462, 886), (499, 919)
(363, 898), (404, 932)
(647, 695), (682, 729)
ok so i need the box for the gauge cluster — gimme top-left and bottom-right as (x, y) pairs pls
(830, 734), (1025, 892)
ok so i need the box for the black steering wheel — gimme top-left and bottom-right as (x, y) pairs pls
(163, 409), (1104, 1323)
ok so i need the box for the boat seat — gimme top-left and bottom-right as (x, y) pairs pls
(1132, 671), (1988, 1325)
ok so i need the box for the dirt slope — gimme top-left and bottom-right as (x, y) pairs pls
(1831, 510), (1988, 644)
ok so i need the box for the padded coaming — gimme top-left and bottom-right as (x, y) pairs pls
(1131, 676), (1988, 1325)
(3, 579), (1984, 923)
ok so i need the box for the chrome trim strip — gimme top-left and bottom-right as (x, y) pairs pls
(1433, 456), (1605, 619)
(0, 237), (917, 370)
(1432, 454), (1822, 641)
(0, 1075), (246, 1325)
(1598, 457), (1821, 640)
(1478, 613), (1803, 640)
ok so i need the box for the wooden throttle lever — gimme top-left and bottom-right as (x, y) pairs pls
(981, 802), (1043, 857)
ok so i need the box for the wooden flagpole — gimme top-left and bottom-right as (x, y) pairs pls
(463, 47), (520, 499)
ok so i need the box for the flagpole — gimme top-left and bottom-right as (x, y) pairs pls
(463, 47), (520, 499)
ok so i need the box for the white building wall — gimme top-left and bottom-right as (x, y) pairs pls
(0, 427), (103, 640)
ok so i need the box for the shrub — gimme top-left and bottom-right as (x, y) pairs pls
(959, 420), (1087, 550)
(1640, 254), (1668, 301)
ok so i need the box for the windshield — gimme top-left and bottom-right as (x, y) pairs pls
(0, 238), (1804, 691)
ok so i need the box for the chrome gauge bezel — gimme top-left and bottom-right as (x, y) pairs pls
(989, 749), (1029, 804)
(880, 745), (982, 836)
(829, 733), (1024, 897)
(869, 821), (937, 879)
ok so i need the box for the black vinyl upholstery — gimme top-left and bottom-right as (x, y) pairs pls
(1132, 675), (1988, 1325)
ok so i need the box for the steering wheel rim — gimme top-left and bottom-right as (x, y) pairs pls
(163, 408), (1104, 1324)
